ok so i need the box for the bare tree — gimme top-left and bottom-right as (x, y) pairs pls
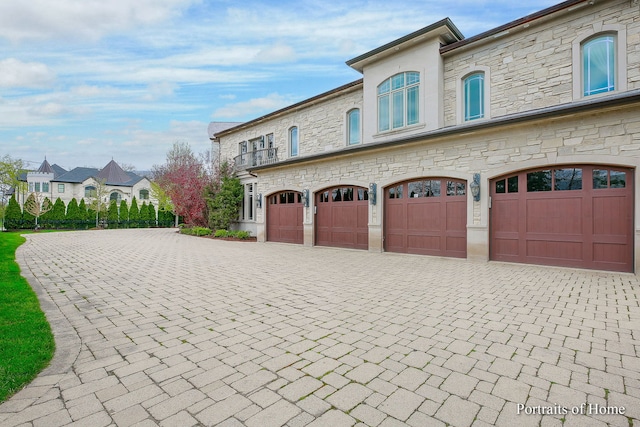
(23, 192), (53, 229)
(86, 178), (110, 227)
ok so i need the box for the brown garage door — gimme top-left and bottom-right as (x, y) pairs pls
(384, 178), (467, 257)
(267, 191), (303, 244)
(315, 186), (368, 250)
(490, 165), (633, 272)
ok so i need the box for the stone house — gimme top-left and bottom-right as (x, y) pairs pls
(211, 0), (640, 273)
(16, 159), (156, 213)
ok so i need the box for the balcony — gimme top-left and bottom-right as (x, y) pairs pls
(234, 148), (279, 170)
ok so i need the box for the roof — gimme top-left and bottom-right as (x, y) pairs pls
(346, 18), (463, 72)
(36, 159), (54, 174)
(97, 160), (132, 185)
(50, 160), (146, 187)
(208, 122), (243, 139)
(440, 0), (589, 54)
(214, 79), (364, 138)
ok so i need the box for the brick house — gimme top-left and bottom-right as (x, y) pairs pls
(211, 0), (640, 273)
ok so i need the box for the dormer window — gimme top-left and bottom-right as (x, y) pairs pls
(377, 72), (420, 132)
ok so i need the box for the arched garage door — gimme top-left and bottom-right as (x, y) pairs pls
(315, 186), (368, 250)
(267, 191), (303, 244)
(384, 178), (467, 257)
(490, 165), (633, 272)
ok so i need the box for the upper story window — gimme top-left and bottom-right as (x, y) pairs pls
(289, 126), (299, 157)
(34, 182), (41, 192)
(347, 109), (360, 145)
(85, 186), (96, 198)
(583, 35), (615, 96)
(58, 184), (65, 193)
(140, 189), (149, 200)
(377, 72), (420, 132)
(463, 73), (484, 121)
(42, 182), (49, 192)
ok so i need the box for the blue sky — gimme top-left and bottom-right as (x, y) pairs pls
(0, 0), (558, 171)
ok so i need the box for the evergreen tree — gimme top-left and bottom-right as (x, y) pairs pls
(129, 197), (139, 228)
(50, 198), (66, 229)
(39, 197), (54, 229)
(119, 200), (129, 228)
(147, 202), (157, 227)
(66, 198), (79, 229)
(139, 202), (149, 228)
(4, 196), (22, 230)
(107, 200), (119, 228)
(78, 199), (89, 229)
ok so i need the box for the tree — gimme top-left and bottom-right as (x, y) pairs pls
(151, 181), (175, 227)
(107, 200), (119, 228)
(129, 197), (140, 228)
(86, 178), (109, 227)
(23, 192), (53, 229)
(119, 200), (129, 228)
(147, 202), (157, 227)
(152, 142), (211, 226)
(4, 196), (22, 230)
(0, 155), (25, 229)
(78, 199), (89, 228)
(66, 198), (80, 228)
(208, 171), (243, 230)
(49, 198), (66, 229)
(139, 202), (150, 228)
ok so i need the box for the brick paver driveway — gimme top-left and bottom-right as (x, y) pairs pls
(1, 229), (638, 427)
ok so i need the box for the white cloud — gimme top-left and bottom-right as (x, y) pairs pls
(141, 82), (178, 101)
(253, 43), (297, 63)
(0, 0), (198, 42)
(0, 58), (56, 88)
(70, 85), (121, 97)
(212, 93), (295, 120)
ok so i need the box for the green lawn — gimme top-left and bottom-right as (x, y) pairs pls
(0, 232), (55, 403)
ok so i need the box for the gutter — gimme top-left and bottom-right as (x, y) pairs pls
(248, 89), (640, 172)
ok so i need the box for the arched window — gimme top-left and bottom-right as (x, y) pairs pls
(377, 72), (420, 132)
(347, 109), (360, 145)
(110, 192), (122, 202)
(463, 73), (484, 121)
(583, 35), (615, 96)
(289, 126), (299, 157)
(84, 186), (96, 198)
(139, 189), (149, 200)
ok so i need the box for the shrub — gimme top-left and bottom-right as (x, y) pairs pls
(214, 229), (229, 238)
(129, 197), (139, 228)
(119, 200), (129, 228)
(234, 230), (251, 240)
(4, 196), (22, 230)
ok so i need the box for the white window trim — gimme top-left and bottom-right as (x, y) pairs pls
(456, 65), (491, 125)
(572, 24), (627, 100)
(289, 126), (299, 157)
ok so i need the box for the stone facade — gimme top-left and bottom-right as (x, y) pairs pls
(213, 0), (640, 272)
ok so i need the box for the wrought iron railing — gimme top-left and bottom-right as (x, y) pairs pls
(234, 148), (279, 170)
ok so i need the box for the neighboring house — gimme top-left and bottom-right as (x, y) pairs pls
(212, 0), (640, 273)
(16, 159), (157, 211)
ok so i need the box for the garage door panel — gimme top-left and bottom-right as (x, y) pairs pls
(491, 166), (633, 272)
(526, 198), (582, 234)
(385, 178), (467, 258)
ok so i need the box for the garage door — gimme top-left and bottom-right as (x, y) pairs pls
(490, 165), (633, 272)
(315, 186), (368, 250)
(267, 191), (303, 244)
(384, 178), (467, 257)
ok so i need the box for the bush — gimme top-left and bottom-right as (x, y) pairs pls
(4, 196), (22, 230)
(214, 229), (229, 238)
(213, 229), (251, 239)
(180, 226), (212, 236)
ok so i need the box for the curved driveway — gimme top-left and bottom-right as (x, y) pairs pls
(1, 228), (638, 426)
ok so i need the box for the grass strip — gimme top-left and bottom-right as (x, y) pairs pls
(0, 232), (55, 402)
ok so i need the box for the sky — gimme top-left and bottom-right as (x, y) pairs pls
(0, 0), (559, 172)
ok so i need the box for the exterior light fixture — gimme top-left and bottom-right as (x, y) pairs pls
(369, 183), (377, 205)
(301, 189), (310, 207)
(470, 173), (481, 202)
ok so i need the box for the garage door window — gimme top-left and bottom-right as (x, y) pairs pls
(554, 168), (582, 190)
(495, 176), (518, 193)
(593, 169), (626, 189)
(408, 180), (441, 198)
(526, 168), (583, 192)
(446, 181), (466, 196)
(388, 185), (403, 199)
(357, 188), (369, 201)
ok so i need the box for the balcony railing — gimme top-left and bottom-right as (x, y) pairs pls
(234, 148), (279, 170)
